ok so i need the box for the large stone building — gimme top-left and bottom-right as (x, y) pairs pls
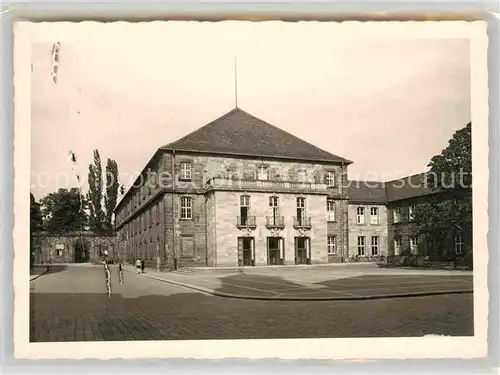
(114, 108), (470, 269)
(114, 108), (356, 269)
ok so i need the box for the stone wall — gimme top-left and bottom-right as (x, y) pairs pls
(32, 232), (116, 264)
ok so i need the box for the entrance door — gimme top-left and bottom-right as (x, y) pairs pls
(238, 237), (255, 266)
(267, 237), (284, 265)
(295, 237), (311, 265)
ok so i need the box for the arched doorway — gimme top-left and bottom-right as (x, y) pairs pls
(74, 238), (90, 263)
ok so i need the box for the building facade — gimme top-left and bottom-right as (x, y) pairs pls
(385, 174), (472, 259)
(113, 108), (471, 269)
(114, 108), (354, 269)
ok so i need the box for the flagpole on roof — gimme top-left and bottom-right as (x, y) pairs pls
(234, 57), (238, 108)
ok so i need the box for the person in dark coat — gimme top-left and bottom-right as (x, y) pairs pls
(141, 259), (145, 274)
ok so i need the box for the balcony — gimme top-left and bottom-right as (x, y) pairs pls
(236, 216), (257, 229)
(293, 216), (312, 229)
(266, 216), (285, 229)
(206, 177), (328, 194)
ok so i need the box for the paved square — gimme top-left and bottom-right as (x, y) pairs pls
(30, 265), (474, 341)
(144, 264), (473, 299)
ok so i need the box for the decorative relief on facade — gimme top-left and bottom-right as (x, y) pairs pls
(268, 228), (281, 237)
(239, 227), (253, 236)
(297, 228), (310, 237)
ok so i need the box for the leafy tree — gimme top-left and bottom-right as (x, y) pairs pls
(412, 123), (472, 261)
(88, 150), (105, 232)
(427, 123), (472, 191)
(104, 158), (119, 231)
(40, 188), (88, 233)
(30, 193), (43, 231)
(87, 149), (120, 232)
(30, 193), (43, 268)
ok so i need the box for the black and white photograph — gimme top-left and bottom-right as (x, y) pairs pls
(14, 20), (489, 360)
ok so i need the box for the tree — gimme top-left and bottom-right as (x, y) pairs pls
(40, 188), (88, 233)
(87, 149), (120, 232)
(427, 123), (472, 191)
(104, 158), (119, 231)
(30, 193), (43, 268)
(412, 123), (472, 260)
(30, 193), (43, 231)
(88, 149), (105, 232)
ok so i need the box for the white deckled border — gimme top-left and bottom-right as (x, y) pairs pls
(13, 20), (489, 360)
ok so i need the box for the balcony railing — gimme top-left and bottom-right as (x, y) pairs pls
(236, 216), (257, 229)
(206, 177), (328, 192)
(293, 216), (312, 229)
(266, 216), (285, 229)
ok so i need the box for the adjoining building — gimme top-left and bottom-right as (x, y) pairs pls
(113, 108), (471, 269)
(385, 173), (472, 259)
(346, 181), (389, 261)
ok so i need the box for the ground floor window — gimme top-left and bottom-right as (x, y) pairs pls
(327, 236), (337, 255)
(394, 237), (402, 255)
(371, 236), (379, 255)
(268, 237), (285, 265)
(410, 236), (418, 253)
(237, 237), (255, 266)
(357, 236), (365, 256)
(455, 233), (464, 255)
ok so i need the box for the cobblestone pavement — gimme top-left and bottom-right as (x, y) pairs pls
(30, 266), (474, 342)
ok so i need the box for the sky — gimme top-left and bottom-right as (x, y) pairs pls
(30, 22), (471, 201)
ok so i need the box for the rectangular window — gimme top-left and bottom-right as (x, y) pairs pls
(327, 236), (337, 255)
(393, 207), (401, 223)
(327, 199), (336, 222)
(180, 196), (192, 219)
(370, 207), (379, 224)
(356, 207), (365, 224)
(455, 234), (464, 254)
(180, 162), (192, 180)
(410, 236), (418, 253)
(394, 238), (402, 255)
(156, 203), (160, 224)
(257, 166), (269, 180)
(357, 236), (365, 256)
(149, 208), (153, 227)
(298, 170), (307, 183)
(325, 171), (336, 187)
(296, 197), (306, 225)
(371, 236), (379, 255)
(409, 204), (416, 221)
(240, 195), (250, 225)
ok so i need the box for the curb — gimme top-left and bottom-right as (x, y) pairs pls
(123, 268), (473, 301)
(30, 270), (47, 282)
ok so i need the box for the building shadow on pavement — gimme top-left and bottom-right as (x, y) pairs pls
(212, 273), (313, 297)
(31, 265), (68, 275)
(30, 271), (475, 342)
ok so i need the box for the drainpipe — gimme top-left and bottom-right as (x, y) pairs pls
(171, 149), (177, 270)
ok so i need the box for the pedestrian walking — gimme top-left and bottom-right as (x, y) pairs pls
(135, 258), (142, 274)
(141, 259), (145, 274)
